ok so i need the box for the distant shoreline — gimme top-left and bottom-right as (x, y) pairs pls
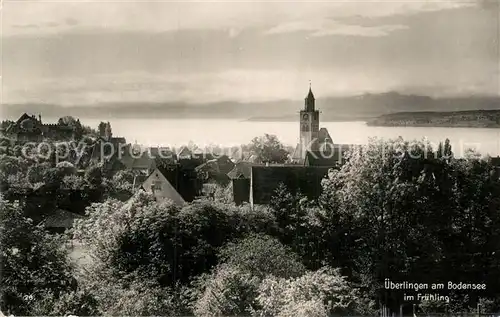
(245, 110), (500, 129)
(244, 116), (374, 122)
(367, 109), (500, 129)
(366, 122), (500, 129)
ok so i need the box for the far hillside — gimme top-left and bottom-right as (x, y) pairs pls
(2, 92), (500, 122)
(367, 109), (500, 128)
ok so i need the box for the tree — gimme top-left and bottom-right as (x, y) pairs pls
(256, 267), (370, 316)
(192, 234), (307, 316)
(0, 197), (75, 315)
(29, 287), (100, 316)
(193, 265), (260, 316)
(249, 134), (289, 164)
(89, 279), (177, 316)
(98, 121), (108, 138)
(109, 169), (135, 194)
(318, 137), (500, 313)
(213, 182), (234, 204)
(84, 163), (103, 188)
(58, 116), (77, 126)
(218, 234), (306, 279)
(268, 184), (325, 269)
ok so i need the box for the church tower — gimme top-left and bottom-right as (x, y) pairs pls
(299, 85), (320, 158)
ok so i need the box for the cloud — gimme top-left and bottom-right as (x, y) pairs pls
(4, 63), (496, 105)
(12, 24), (39, 29)
(65, 18), (79, 26)
(0, 68), (427, 105)
(3, 0), (476, 36)
(265, 19), (408, 37)
(228, 28), (241, 38)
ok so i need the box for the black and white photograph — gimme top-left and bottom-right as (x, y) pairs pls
(1, 0), (500, 316)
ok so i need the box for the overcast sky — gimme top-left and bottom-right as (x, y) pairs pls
(2, 0), (499, 105)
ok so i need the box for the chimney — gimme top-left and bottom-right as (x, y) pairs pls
(38, 114), (42, 123)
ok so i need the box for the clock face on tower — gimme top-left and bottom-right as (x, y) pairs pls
(302, 113), (309, 120)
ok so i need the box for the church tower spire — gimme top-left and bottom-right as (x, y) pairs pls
(305, 82), (315, 111)
(297, 84), (320, 160)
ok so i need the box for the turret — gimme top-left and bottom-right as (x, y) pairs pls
(104, 122), (112, 140)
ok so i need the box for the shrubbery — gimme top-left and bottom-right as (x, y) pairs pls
(2, 136), (500, 315)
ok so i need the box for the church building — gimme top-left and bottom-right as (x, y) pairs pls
(290, 86), (335, 164)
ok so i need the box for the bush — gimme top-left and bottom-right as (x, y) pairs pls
(0, 197), (75, 315)
(256, 267), (364, 316)
(218, 234), (306, 279)
(29, 288), (100, 316)
(193, 264), (260, 316)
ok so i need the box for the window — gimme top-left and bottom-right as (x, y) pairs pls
(152, 180), (162, 191)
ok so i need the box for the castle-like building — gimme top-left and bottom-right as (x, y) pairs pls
(290, 86), (334, 164)
(3, 113), (78, 142)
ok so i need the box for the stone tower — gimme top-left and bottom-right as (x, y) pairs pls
(299, 86), (320, 159)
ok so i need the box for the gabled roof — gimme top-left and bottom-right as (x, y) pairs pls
(121, 151), (156, 171)
(110, 137), (126, 144)
(139, 168), (185, 205)
(305, 150), (342, 167)
(247, 154), (262, 163)
(132, 174), (148, 188)
(290, 144), (302, 160)
(215, 155), (235, 174)
(195, 159), (219, 173)
(150, 147), (176, 158)
(16, 113), (36, 125)
(227, 161), (255, 179)
(318, 128), (333, 144)
(91, 137), (128, 162)
(177, 146), (193, 157)
(6, 113), (40, 133)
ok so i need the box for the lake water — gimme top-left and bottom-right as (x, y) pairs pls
(77, 118), (500, 158)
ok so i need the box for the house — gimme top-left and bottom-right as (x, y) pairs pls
(138, 167), (185, 206)
(42, 209), (85, 234)
(116, 146), (178, 175)
(4, 113), (76, 142)
(90, 136), (128, 162)
(121, 151), (157, 174)
(248, 165), (332, 208)
(213, 155), (235, 174)
(132, 174), (149, 189)
(490, 156), (500, 180)
(195, 155), (235, 186)
(304, 143), (359, 167)
(136, 163), (201, 202)
(150, 147), (177, 164)
(304, 150), (341, 167)
(192, 148), (216, 162)
(177, 146), (193, 160)
(227, 161), (260, 205)
(318, 128), (333, 146)
(491, 156), (500, 167)
(227, 161), (255, 179)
